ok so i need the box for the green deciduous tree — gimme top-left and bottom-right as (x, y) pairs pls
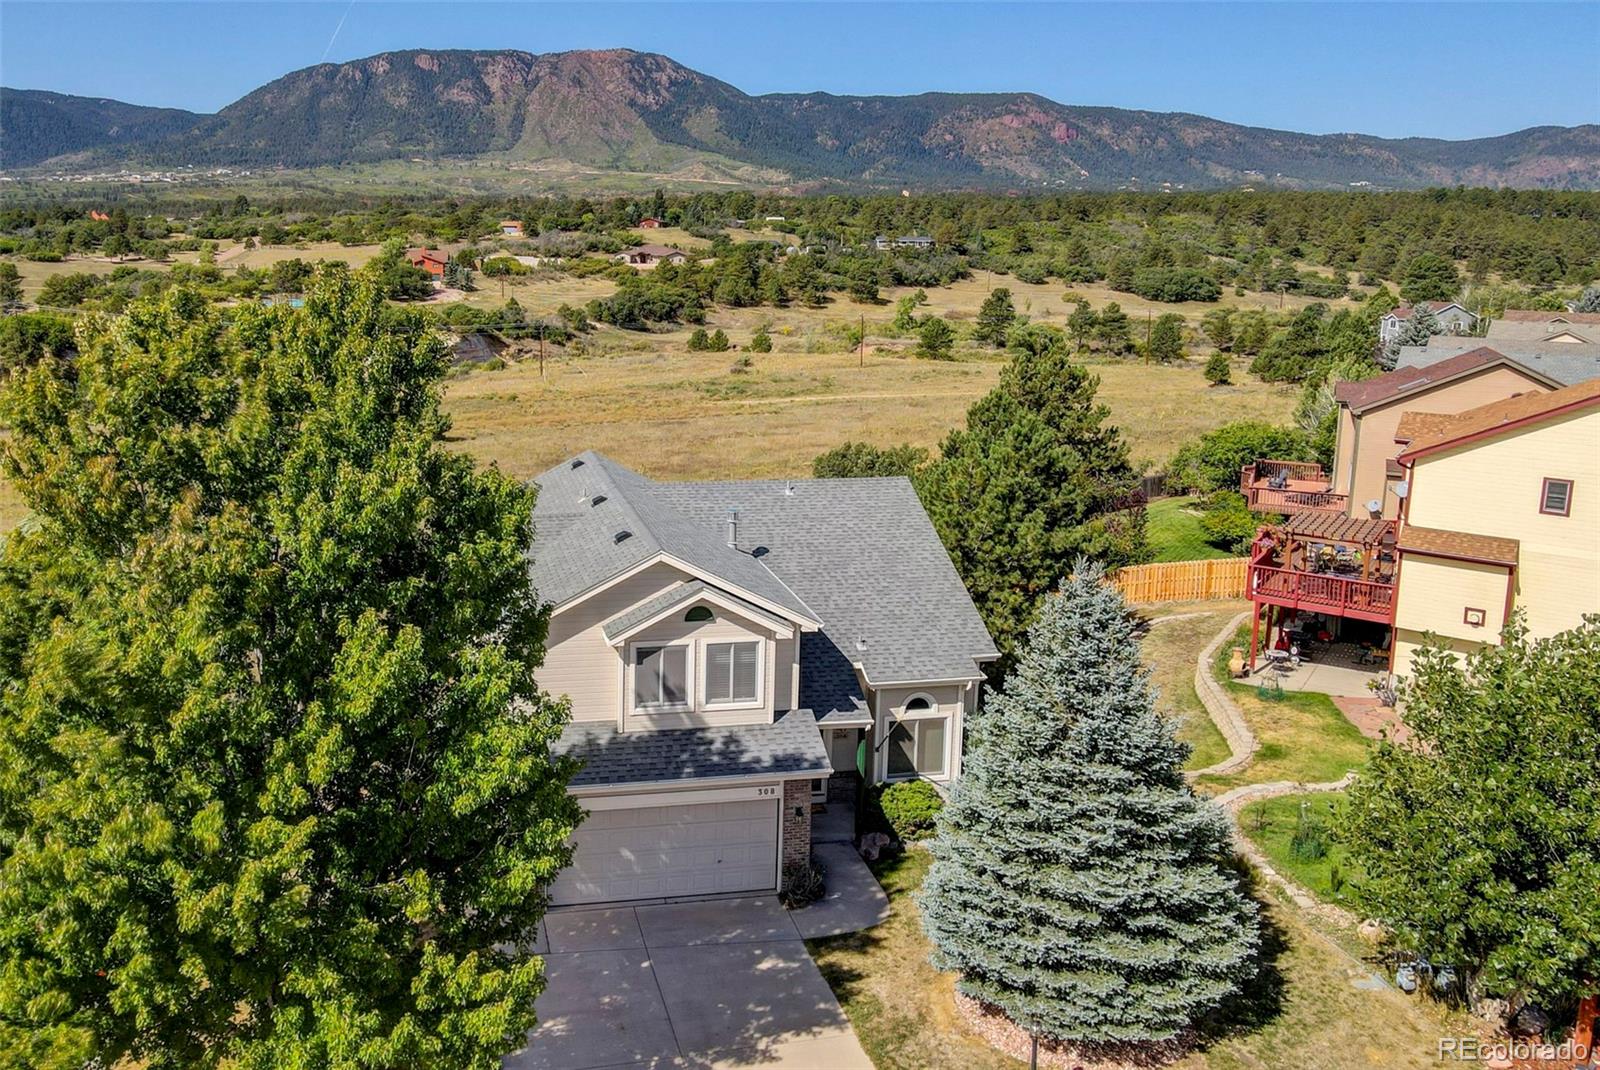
(1166, 421), (1313, 494)
(0, 269), (581, 1069)
(916, 337), (1146, 663)
(920, 565), (1259, 1045)
(974, 287), (1017, 346)
(1340, 619), (1600, 1010)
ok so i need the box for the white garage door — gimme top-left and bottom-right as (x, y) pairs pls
(550, 796), (780, 907)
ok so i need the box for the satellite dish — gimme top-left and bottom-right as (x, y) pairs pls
(1365, 499), (1382, 515)
(1394, 481), (1410, 499)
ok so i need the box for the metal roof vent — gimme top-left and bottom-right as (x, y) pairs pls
(590, 494), (607, 506)
(784, 480), (794, 496)
(613, 530), (633, 544)
(855, 636), (868, 651)
(570, 458), (585, 469)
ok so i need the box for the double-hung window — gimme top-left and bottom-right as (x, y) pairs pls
(633, 644), (689, 710)
(704, 641), (760, 706)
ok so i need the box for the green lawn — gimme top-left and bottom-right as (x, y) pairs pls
(810, 848), (1462, 1070)
(1146, 496), (1233, 563)
(1237, 792), (1365, 910)
(1139, 604), (1244, 772)
(1197, 627), (1372, 793)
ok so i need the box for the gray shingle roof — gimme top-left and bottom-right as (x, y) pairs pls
(554, 711), (831, 788)
(528, 453), (997, 690)
(799, 632), (870, 722)
(529, 452), (817, 622)
(1395, 342), (1600, 387)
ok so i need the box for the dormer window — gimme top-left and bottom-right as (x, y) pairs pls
(1540, 478), (1573, 517)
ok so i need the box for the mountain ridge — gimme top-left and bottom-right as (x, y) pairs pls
(4, 48), (1597, 189)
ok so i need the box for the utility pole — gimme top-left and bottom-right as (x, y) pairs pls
(859, 312), (865, 369)
(539, 328), (546, 379)
(1144, 309), (1152, 364)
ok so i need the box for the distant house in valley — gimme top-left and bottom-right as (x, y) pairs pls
(88, 210), (110, 222)
(614, 244), (690, 267)
(1378, 301), (1477, 345)
(638, 217), (665, 229)
(872, 234), (935, 252)
(499, 220), (525, 238)
(406, 249), (448, 278)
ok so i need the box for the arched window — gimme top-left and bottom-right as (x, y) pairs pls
(684, 605), (714, 623)
(904, 695), (933, 712)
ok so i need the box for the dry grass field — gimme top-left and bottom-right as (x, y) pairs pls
(2, 248), (1301, 529)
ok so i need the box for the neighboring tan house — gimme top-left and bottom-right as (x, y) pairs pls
(499, 220), (525, 238)
(615, 244), (690, 267)
(528, 452), (997, 906)
(1483, 309), (1600, 346)
(1389, 378), (1600, 676)
(1378, 301), (1477, 346)
(638, 217), (665, 229)
(406, 249), (447, 278)
(1328, 348), (1561, 518)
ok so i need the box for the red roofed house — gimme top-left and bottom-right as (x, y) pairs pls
(498, 220), (524, 238)
(638, 217), (665, 229)
(406, 249), (448, 278)
(614, 244), (689, 267)
(89, 210), (111, 222)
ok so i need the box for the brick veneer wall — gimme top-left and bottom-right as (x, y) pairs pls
(780, 779), (812, 888)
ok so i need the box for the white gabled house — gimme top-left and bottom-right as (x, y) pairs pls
(527, 453), (997, 906)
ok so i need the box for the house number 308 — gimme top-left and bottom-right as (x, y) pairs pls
(754, 787), (777, 797)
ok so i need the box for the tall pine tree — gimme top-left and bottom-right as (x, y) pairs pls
(919, 564), (1259, 1045)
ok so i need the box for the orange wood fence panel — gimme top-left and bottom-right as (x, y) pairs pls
(1111, 558), (1248, 605)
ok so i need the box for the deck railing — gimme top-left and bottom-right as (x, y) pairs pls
(1248, 562), (1396, 621)
(1245, 486), (1350, 513)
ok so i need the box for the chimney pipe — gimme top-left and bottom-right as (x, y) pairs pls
(726, 508), (739, 548)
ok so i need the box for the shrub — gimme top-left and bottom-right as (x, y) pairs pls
(875, 780), (945, 841)
(748, 327), (773, 352)
(1204, 351), (1232, 386)
(1166, 421), (1313, 494)
(1290, 808), (1330, 863)
(779, 858), (827, 909)
(1199, 491), (1260, 553)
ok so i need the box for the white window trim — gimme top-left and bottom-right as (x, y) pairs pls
(700, 637), (766, 711)
(628, 641), (694, 714)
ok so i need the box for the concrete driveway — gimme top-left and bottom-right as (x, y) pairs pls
(504, 896), (872, 1070)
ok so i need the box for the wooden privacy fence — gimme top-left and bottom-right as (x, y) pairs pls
(1111, 558), (1248, 604)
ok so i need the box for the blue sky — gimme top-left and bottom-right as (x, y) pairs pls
(3, 2), (1596, 140)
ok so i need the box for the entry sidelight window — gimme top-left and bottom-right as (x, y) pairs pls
(704, 641), (760, 705)
(634, 644), (689, 709)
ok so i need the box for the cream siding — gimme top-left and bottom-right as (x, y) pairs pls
(1403, 407), (1600, 643)
(870, 683), (967, 784)
(622, 604), (781, 730)
(539, 562), (692, 722)
(1340, 366), (1552, 518)
(1392, 554), (1510, 654)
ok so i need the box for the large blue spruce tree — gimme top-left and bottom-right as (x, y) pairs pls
(919, 563), (1259, 1045)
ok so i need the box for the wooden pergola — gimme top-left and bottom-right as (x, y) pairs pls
(1247, 514), (1399, 668)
